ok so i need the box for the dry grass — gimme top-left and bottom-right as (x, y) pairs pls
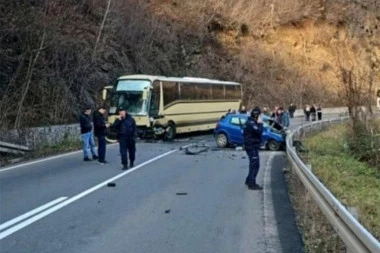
(286, 162), (346, 253)
(303, 124), (380, 240)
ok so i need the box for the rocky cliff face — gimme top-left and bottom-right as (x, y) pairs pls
(1, 0), (379, 128)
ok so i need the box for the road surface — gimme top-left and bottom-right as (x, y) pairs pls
(0, 116), (328, 253)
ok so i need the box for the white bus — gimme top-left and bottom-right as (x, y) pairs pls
(102, 75), (243, 141)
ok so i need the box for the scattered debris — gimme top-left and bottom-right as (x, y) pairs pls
(165, 209), (171, 214)
(282, 168), (290, 174)
(242, 156), (246, 159)
(107, 182), (116, 187)
(235, 146), (243, 151)
(176, 192), (188, 195)
(184, 144), (210, 155)
(293, 140), (309, 152)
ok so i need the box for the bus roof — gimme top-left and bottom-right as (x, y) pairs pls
(117, 74), (241, 86)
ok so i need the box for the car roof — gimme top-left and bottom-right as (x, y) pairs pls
(226, 113), (248, 118)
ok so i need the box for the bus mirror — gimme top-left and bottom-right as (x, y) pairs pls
(102, 89), (107, 101)
(142, 89), (148, 100)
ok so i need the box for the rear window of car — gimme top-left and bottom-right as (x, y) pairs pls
(230, 116), (247, 126)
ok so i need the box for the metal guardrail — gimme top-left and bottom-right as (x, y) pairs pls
(286, 117), (380, 253)
(0, 141), (30, 155)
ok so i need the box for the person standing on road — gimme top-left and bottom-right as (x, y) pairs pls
(317, 104), (322, 120)
(239, 105), (247, 114)
(112, 108), (137, 170)
(280, 107), (290, 128)
(243, 107), (264, 190)
(311, 104), (317, 121)
(93, 105), (109, 164)
(79, 107), (97, 161)
(288, 103), (296, 118)
(304, 105), (311, 121)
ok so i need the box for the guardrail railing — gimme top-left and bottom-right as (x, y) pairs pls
(286, 117), (380, 253)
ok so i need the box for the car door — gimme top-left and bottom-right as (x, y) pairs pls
(228, 116), (246, 145)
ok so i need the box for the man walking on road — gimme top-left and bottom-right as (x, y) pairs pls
(79, 107), (97, 161)
(243, 107), (264, 190)
(112, 108), (137, 170)
(93, 105), (109, 164)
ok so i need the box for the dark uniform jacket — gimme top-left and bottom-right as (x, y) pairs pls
(93, 111), (107, 137)
(79, 113), (92, 134)
(112, 114), (137, 140)
(243, 117), (264, 150)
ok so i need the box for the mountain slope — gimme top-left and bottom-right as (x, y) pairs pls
(0, 0), (379, 128)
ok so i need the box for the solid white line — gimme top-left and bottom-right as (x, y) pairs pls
(0, 197), (68, 231)
(0, 144), (118, 173)
(263, 152), (282, 253)
(0, 149), (177, 240)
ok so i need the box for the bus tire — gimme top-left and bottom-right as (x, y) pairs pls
(105, 136), (118, 144)
(164, 122), (176, 141)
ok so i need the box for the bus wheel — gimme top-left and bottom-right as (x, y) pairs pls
(216, 133), (228, 148)
(105, 136), (118, 144)
(164, 122), (176, 141)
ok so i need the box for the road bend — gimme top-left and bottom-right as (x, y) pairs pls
(0, 116), (335, 253)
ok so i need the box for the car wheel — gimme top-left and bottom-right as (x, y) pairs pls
(267, 140), (280, 151)
(164, 122), (176, 141)
(216, 133), (228, 148)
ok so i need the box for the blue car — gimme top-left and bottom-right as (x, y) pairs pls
(214, 113), (286, 151)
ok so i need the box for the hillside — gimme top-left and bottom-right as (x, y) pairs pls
(1, 0), (379, 128)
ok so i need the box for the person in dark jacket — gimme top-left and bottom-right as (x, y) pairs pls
(112, 108), (137, 170)
(93, 106), (108, 164)
(288, 103), (297, 118)
(243, 107), (264, 190)
(239, 105), (247, 114)
(79, 107), (97, 161)
(310, 104), (317, 121)
(317, 104), (322, 120)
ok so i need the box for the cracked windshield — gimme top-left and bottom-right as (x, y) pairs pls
(110, 80), (150, 115)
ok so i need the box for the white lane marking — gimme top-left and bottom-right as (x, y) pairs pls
(263, 152), (282, 253)
(0, 144), (118, 173)
(0, 197), (68, 231)
(0, 149), (177, 240)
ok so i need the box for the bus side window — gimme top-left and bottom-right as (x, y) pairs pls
(197, 83), (211, 100)
(163, 82), (179, 106)
(180, 83), (196, 100)
(212, 84), (224, 99)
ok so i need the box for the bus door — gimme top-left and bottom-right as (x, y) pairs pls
(149, 81), (161, 119)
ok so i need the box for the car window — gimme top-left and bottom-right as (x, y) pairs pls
(230, 117), (247, 126)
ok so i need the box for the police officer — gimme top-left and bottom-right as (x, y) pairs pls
(112, 108), (137, 170)
(244, 107), (264, 190)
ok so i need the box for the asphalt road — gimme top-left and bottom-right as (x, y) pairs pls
(0, 115), (334, 253)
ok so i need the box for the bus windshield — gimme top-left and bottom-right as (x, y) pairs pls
(109, 80), (151, 115)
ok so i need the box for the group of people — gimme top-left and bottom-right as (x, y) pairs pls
(79, 106), (137, 170)
(242, 103), (323, 191)
(304, 104), (322, 121)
